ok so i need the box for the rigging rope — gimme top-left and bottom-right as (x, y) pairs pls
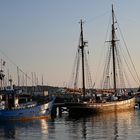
(85, 50), (93, 88)
(68, 47), (79, 88)
(102, 44), (112, 89)
(74, 48), (80, 89)
(94, 14), (111, 88)
(0, 48), (32, 82)
(87, 11), (110, 24)
(116, 18), (140, 85)
(115, 43), (126, 88)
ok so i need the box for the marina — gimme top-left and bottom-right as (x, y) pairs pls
(1, 1), (140, 140)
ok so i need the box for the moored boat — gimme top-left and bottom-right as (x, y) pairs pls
(0, 88), (55, 121)
(66, 5), (136, 116)
(66, 96), (135, 115)
(0, 63), (55, 121)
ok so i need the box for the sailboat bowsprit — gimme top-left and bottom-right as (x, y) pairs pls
(66, 5), (135, 116)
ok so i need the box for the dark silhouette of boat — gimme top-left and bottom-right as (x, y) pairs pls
(66, 5), (135, 116)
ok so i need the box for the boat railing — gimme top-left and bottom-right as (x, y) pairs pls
(10, 102), (37, 110)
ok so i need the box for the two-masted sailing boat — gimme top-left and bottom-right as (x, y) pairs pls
(66, 5), (135, 116)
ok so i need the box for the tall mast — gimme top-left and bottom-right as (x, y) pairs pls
(17, 66), (20, 87)
(42, 74), (43, 86)
(79, 19), (86, 98)
(111, 5), (117, 93)
(0, 59), (5, 89)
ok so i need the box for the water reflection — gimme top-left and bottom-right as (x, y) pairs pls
(81, 118), (87, 140)
(0, 119), (50, 140)
(66, 110), (135, 140)
(0, 121), (16, 139)
(0, 110), (139, 140)
(40, 119), (49, 134)
(114, 112), (119, 140)
(89, 111), (135, 140)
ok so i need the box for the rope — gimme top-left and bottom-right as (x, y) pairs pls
(0, 48), (32, 81)
(116, 19), (140, 85)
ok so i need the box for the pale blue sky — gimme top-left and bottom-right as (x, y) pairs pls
(0, 0), (140, 87)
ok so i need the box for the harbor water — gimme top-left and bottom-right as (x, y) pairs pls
(0, 110), (140, 140)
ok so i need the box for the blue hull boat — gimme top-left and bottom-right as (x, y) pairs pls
(0, 63), (55, 120)
(0, 100), (54, 120)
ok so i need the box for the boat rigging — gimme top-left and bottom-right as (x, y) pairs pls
(101, 5), (140, 91)
(65, 5), (135, 116)
(68, 19), (93, 96)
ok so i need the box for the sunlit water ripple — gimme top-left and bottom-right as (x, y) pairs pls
(0, 110), (140, 140)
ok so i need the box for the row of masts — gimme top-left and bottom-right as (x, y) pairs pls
(0, 62), (44, 89)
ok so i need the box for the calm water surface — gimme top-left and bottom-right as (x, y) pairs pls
(0, 110), (140, 140)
